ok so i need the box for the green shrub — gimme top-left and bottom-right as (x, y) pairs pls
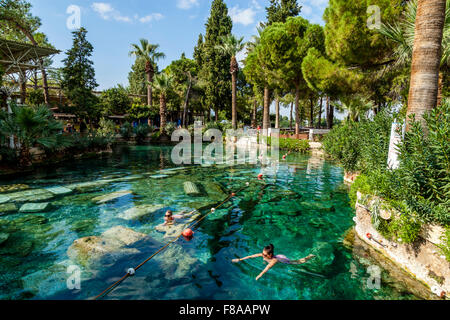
(349, 174), (372, 208)
(278, 138), (310, 153)
(438, 228), (450, 262)
(134, 124), (150, 144)
(97, 118), (116, 138)
(120, 122), (133, 140)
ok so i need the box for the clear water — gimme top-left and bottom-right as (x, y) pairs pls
(0, 145), (416, 300)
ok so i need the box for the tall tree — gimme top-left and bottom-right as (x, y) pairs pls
(407, 0), (447, 129)
(215, 35), (245, 129)
(153, 73), (174, 135)
(202, 0), (233, 121)
(128, 56), (148, 98)
(264, 0), (302, 26)
(129, 39), (165, 108)
(61, 27), (99, 123)
(0, 0), (53, 104)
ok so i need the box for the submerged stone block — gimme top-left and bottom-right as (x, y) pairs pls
(118, 204), (166, 220)
(67, 226), (147, 268)
(0, 195), (10, 204)
(0, 203), (17, 215)
(149, 174), (169, 180)
(7, 189), (54, 202)
(0, 184), (29, 194)
(19, 203), (52, 213)
(92, 190), (132, 204)
(46, 186), (73, 196)
(184, 182), (201, 196)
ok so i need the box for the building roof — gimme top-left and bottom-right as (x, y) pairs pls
(0, 38), (60, 75)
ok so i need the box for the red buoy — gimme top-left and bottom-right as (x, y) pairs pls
(258, 173), (263, 180)
(183, 229), (194, 238)
(231, 193), (236, 197)
(366, 233), (372, 239)
(282, 155), (287, 160)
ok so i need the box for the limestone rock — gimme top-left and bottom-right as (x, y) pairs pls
(7, 189), (54, 202)
(92, 190), (132, 204)
(0, 195), (11, 204)
(0, 203), (17, 215)
(0, 184), (29, 194)
(118, 204), (166, 220)
(67, 226), (147, 268)
(19, 202), (52, 213)
(154, 244), (198, 280)
(0, 232), (9, 245)
(149, 174), (169, 180)
(46, 186), (73, 196)
(303, 242), (335, 274)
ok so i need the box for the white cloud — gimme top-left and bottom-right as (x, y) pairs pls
(92, 2), (163, 24)
(251, 0), (262, 10)
(177, 0), (199, 10)
(139, 13), (164, 23)
(229, 6), (256, 26)
(304, 0), (328, 6)
(302, 5), (313, 15)
(92, 2), (131, 22)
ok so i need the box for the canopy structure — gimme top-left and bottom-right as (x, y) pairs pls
(0, 38), (60, 86)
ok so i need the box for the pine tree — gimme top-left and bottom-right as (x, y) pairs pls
(264, 0), (302, 26)
(202, 0), (232, 121)
(61, 27), (99, 122)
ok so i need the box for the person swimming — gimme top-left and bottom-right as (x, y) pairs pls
(232, 244), (316, 281)
(163, 209), (194, 225)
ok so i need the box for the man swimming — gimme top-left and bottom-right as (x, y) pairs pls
(232, 244), (316, 281)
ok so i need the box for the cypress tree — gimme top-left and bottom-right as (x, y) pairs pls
(202, 0), (232, 121)
(265, 0), (302, 26)
(61, 27), (99, 122)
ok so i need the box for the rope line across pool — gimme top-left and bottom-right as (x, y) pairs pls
(93, 183), (250, 300)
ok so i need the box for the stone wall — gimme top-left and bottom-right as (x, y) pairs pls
(354, 195), (449, 299)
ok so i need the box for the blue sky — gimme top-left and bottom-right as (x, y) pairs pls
(29, 0), (329, 91)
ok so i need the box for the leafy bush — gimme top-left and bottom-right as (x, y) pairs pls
(134, 124), (150, 144)
(119, 122), (133, 140)
(322, 109), (393, 173)
(278, 138), (310, 153)
(165, 122), (176, 136)
(97, 118), (116, 138)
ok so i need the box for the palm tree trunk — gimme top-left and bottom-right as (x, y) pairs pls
(251, 98), (257, 128)
(326, 96), (334, 129)
(160, 94), (167, 134)
(231, 70), (237, 130)
(310, 97), (314, 128)
(290, 102), (293, 130)
(437, 71), (443, 106)
(295, 85), (300, 135)
(263, 86), (270, 130)
(147, 71), (153, 107)
(275, 97), (280, 129)
(406, 0), (446, 130)
(318, 97), (323, 129)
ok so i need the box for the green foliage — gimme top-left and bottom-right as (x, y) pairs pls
(349, 174), (372, 208)
(128, 101), (157, 121)
(97, 118), (116, 138)
(341, 100), (450, 227)
(134, 124), (150, 144)
(264, 0), (302, 26)
(128, 57), (148, 96)
(438, 228), (450, 262)
(26, 88), (45, 106)
(119, 122), (133, 140)
(201, 0), (232, 117)
(0, 103), (71, 166)
(323, 109), (393, 172)
(100, 86), (131, 116)
(61, 27), (99, 121)
(278, 138), (310, 153)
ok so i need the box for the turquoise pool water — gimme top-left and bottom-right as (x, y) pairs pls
(0, 145), (417, 300)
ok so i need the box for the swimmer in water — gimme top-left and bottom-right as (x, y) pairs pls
(232, 244), (315, 281)
(163, 209), (194, 225)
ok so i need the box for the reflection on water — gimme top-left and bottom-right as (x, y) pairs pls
(0, 145), (416, 300)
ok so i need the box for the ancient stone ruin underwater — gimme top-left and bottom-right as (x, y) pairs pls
(0, 145), (421, 300)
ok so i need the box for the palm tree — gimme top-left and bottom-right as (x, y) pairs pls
(152, 73), (173, 135)
(0, 104), (72, 166)
(381, 0), (448, 126)
(129, 39), (165, 108)
(215, 35), (246, 130)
